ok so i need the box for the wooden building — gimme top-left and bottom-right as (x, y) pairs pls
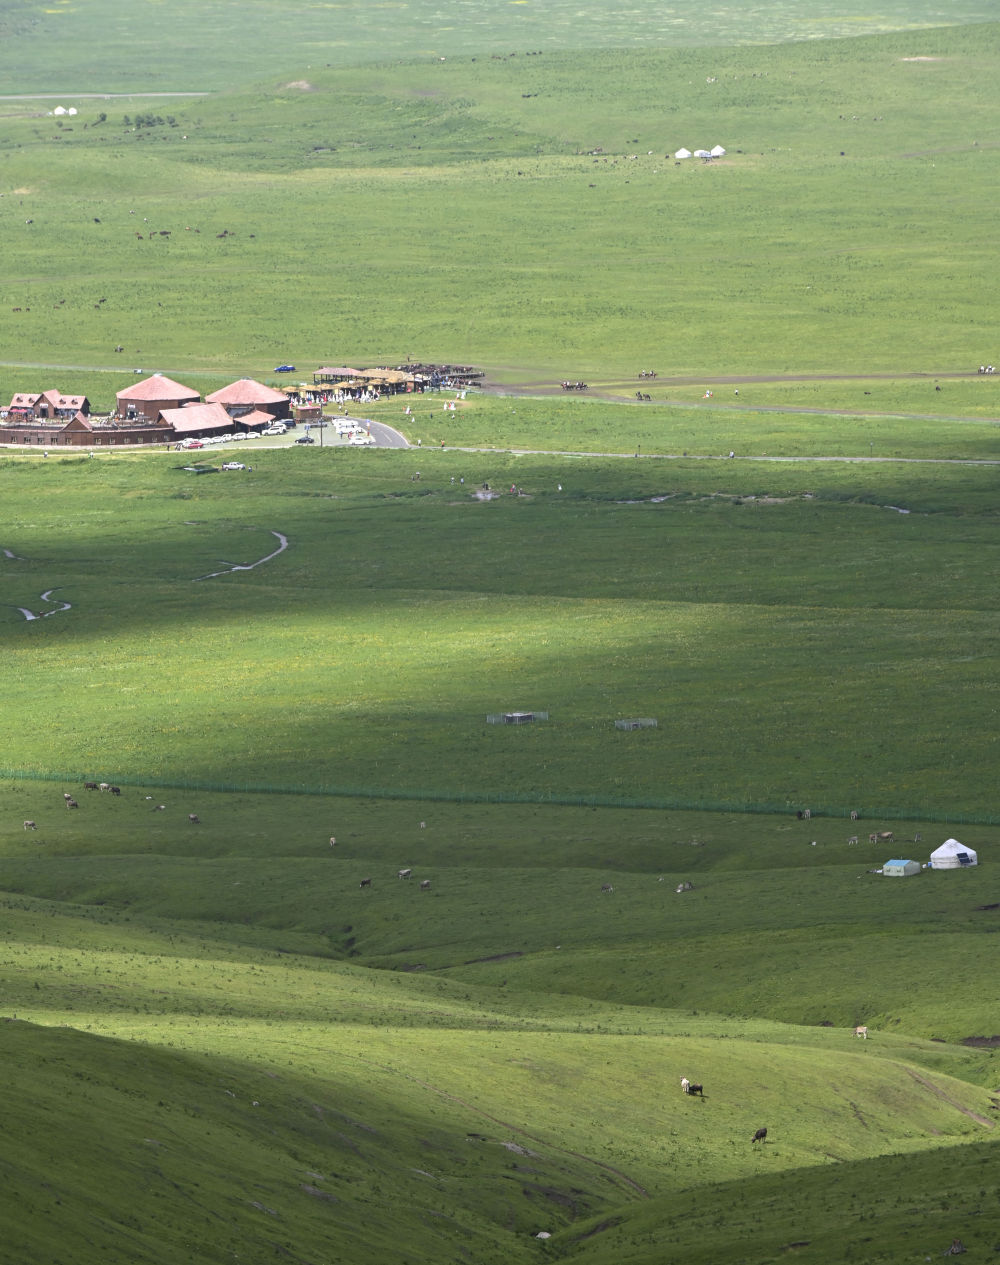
(116, 373), (199, 423)
(206, 378), (291, 423)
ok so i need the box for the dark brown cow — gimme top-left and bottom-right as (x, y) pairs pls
(752, 1127), (767, 1144)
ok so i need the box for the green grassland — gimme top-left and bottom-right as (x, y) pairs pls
(3, 443), (1000, 814)
(3, 11), (1000, 1265)
(3, 23), (1000, 380)
(2, 430), (1000, 1261)
(1, 0), (996, 91)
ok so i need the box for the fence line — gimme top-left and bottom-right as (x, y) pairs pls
(1, 766), (997, 827)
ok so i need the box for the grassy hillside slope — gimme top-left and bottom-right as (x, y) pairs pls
(1, 0), (995, 90)
(2, 25), (999, 377)
(2, 445), (998, 814)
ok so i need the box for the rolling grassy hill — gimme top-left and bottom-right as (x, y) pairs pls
(2, 435), (1000, 1261)
(2, 23), (1000, 379)
(2, 7), (1000, 1263)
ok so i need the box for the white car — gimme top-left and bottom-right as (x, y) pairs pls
(348, 432), (376, 446)
(221, 461), (245, 471)
(262, 425), (287, 436)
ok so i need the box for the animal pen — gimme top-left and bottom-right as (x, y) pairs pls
(486, 711), (549, 725)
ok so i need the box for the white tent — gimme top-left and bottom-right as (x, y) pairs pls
(674, 148), (692, 159)
(929, 838), (978, 869)
(710, 145), (726, 157)
(693, 149), (712, 158)
(883, 858), (921, 877)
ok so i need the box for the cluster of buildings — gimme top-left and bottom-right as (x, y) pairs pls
(0, 362), (484, 448)
(0, 375), (295, 448)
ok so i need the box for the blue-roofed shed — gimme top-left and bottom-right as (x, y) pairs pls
(882, 858), (921, 877)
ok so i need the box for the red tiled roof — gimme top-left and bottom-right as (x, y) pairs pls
(206, 379), (289, 406)
(41, 389), (87, 409)
(7, 390), (88, 411)
(237, 409), (275, 428)
(160, 402), (232, 433)
(117, 373), (199, 402)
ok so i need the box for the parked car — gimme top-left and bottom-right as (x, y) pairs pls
(178, 439), (203, 449)
(274, 364), (296, 373)
(294, 435), (315, 444)
(348, 432), (376, 446)
(262, 425), (287, 436)
(221, 461), (245, 471)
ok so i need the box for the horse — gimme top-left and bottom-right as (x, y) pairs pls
(752, 1127), (768, 1144)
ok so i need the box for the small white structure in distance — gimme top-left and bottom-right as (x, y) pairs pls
(710, 144), (726, 157)
(615, 718), (657, 730)
(674, 147), (692, 159)
(53, 106), (67, 115)
(68, 107), (78, 116)
(693, 149), (712, 158)
(929, 838), (978, 869)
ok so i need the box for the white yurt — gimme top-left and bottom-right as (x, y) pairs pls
(929, 838), (978, 869)
(710, 144), (726, 157)
(675, 147), (692, 159)
(693, 149), (712, 158)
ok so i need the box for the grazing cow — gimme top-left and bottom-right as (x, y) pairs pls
(398, 868), (412, 880)
(99, 783), (109, 792)
(84, 782), (98, 791)
(676, 881), (694, 893)
(154, 804), (165, 811)
(803, 809), (811, 820)
(854, 1025), (868, 1039)
(850, 810), (859, 821)
(751, 1127), (768, 1144)
(419, 821), (426, 829)
(188, 814), (200, 824)
(66, 798), (78, 809)
(874, 830), (893, 843)
(359, 877), (372, 888)
(63, 793), (73, 801)
(847, 836), (859, 845)
(23, 820), (36, 831)
(109, 786), (121, 796)
(420, 879), (431, 890)
(681, 1078), (704, 1096)
(601, 883), (614, 894)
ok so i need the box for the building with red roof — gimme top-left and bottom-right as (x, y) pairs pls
(116, 373), (199, 422)
(206, 379), (290, 423)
